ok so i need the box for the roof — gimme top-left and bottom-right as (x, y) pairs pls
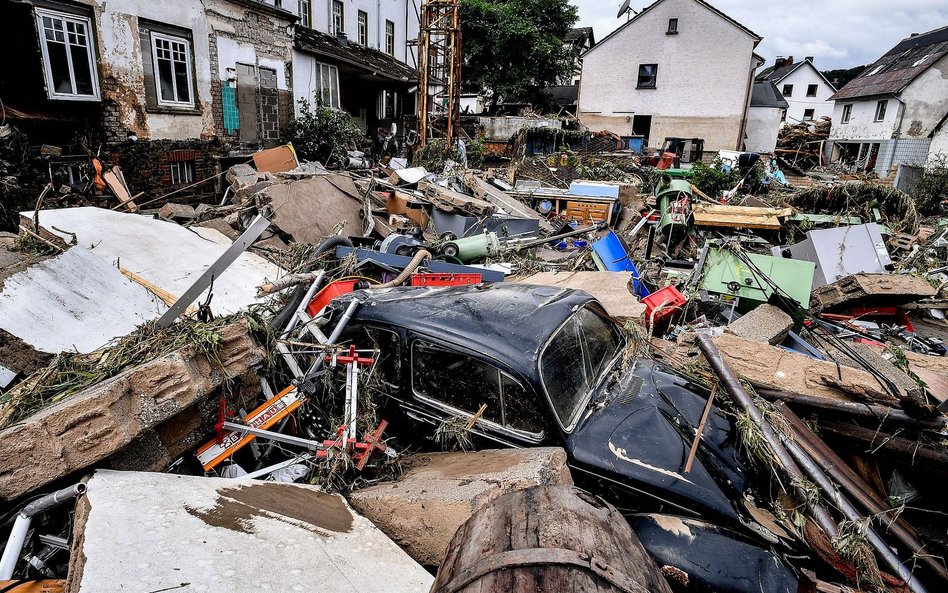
(756, 59), (837, 92)
(294, 27), (416, 82)
(549, 85), (579, 107)
(336, 284), (594, 369)
(831, 25), (948, 101)
(587, 0), (761, 56)
(565, 27), (595, 47)
(227, 0), (298, 22)
(750, 81), (789, 109)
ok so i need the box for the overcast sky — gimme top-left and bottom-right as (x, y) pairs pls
(573, 0), (948, 70)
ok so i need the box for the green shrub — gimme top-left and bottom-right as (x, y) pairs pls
(412, 137), (485, 171)
(911, 154), (948, 216)
(286, 99), (364, 166)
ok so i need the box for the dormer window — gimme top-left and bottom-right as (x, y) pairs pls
(667, 18), (678, 34)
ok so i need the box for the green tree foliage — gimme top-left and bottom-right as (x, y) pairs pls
(287, 99), (364, 166)
(821, 65), (867, 90)
(911, 153), (948, 216)
(460, 0), (578, 112)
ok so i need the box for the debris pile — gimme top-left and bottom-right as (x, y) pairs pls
(776, 116), (832, 171)
(1, 142), (946, 593)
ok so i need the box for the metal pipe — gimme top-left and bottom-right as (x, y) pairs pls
(821, 421), (948, 473)
(0, 483), (86, 579)
(301, 298), (361, 382)
(696, 334), (839, 537)
(778, 403), (948, 584)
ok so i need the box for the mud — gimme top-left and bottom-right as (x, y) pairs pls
(404, 450), (524, 478)
(187, 483), (353, 535)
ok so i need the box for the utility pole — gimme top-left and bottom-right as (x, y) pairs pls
(417, 0), (461, 149)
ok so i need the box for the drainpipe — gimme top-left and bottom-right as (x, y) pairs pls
(0, 483), (86, 579)
(887, 96), (907, 177)
(378, 0), (382, 51)
(736, 54), (756, 150)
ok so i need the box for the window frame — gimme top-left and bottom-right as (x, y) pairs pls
(34, 7), (100, 101)
(169, 160), (195, 185)
(636, 63), (658, 89)
(874, 99), (887, 122)
(385, 19), (395, 55)
(409, 338), (545, 441)
(803, 109), (815, 121)
(782, 84), (793, 97)
(667, 18), (678, 34)
(298, 0), (311, 28)
(841, 103), (852, 124)
(806, 83), (818, 97)
(332, 0), (345, 35)
(358, 10), (368, 45)
(150, 31), (195, 108)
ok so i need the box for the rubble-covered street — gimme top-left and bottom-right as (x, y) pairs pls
(1, 0), (948, 592)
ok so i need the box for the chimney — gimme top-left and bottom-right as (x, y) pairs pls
(336, 32), (348, 46)
(910, 32), (919, 37)
(805, 56), (814, 63)
(786, 55), (794, 65)
(775, 55), (785, 68)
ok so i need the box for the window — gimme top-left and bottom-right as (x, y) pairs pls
(358, 11), (368, 45)
(338, 326), (401, 388)
(412, 341), (544, 436)
(667, 18), (678, 34)
(332, 0), (344, 34)
(378, 89), (400, 119)
(803, 109), (815, 121)
(806, 84), (818, 97)
(874, 99), (887, 122)
(782, 84), (793, 96)
(841, 103), (852, 124)
(314, 62), (340, 108)
(539, 307), (623, 431)
(170, 160), (194, 185)
(151, 33), (193, 107)
(385, 20), (395, 55)
(637, 64), (657, 89)
(35, 8), (99, 100)
(298, 0), (311, 28)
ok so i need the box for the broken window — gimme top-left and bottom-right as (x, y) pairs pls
(803, 109), (815, 121)
(782, 84), (793, 97)
(806, 84), (818, 97)
(151, 33), (193, 107)
(411, 341), (543, 436)
(35, 8), (99, 100)
(841, 104), (852, 124)
(667, 18), (678, 34)
(298, 0), (311, 28)
(314, 62), (340, 109)
(540, 306), (623, 430)
(338, 326), (401, 389)
(169, 160), (194, 185)
(385, 20), (395, 56)
(332, 0), (344, 35)
(358, 11), (368, 45)
(874, 99), (887, 122)
(637, 64), (657, 89)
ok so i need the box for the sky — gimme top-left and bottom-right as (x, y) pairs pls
(572, 0), (948, 70)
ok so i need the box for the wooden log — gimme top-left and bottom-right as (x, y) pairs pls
(821, 421), (948, 475)
(430, 485), (673, 593)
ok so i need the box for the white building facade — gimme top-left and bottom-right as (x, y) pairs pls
(577, 0), (762, 151)
(757, 58), (835, 124)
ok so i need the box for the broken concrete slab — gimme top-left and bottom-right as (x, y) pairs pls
(260, 174), (365, 243)
(725, 304), (794, 345)
(348, 447), (573, 567)
(193, 217), (241, 242)
(0, 246), (166, 353)
(811, 273), (937, 312)
(225, 163), (259, 189)
(709, 333), (901, 406)
(156, 203), (196, 221)
(69, 470), (433, 593)
(0, 321), (264, 501)
(22, 207), (282, 318)
(903, 350), (948, 403)
(826, 341), (924, 399)
(517, 272), (645, 323)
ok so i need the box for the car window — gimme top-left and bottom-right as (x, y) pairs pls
(411, 340), (543, 437)
(337, 325), (400, 388)
(540, 306), (624, 430)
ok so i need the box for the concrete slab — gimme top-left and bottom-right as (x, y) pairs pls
(516, 272), (645, 323)
(22, 208), (282, 318)
(69, 471), (433, 593)
(348, 447), (572, 567)
(261, 175), (365, 244)
(0, 246), (165, 353)
(725, 304), (793, 345)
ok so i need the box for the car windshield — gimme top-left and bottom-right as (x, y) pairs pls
(539, 306), (625, 430)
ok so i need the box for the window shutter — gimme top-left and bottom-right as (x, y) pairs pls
(140, 28), (157, 109)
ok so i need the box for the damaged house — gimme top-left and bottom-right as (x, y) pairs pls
(0, 0), (297, 196)
(576, 0), (762, 151)
(756, 56), (836, 124)
(291, 0), (419, 136)
(827, 25), (948, 186)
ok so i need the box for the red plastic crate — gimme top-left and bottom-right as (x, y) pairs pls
(410, 273), (482, 287)
(642, 285), (687, 327)
(306, 280), (361, 317)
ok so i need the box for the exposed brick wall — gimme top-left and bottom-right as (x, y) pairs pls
(107, 139), (225, 201)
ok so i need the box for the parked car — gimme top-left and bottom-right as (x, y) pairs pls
(320, 283), (795, 593)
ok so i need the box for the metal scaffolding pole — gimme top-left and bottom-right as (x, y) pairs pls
(417, 0), (461, 148)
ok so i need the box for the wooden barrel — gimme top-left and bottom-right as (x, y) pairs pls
(430, 485), (674, 593)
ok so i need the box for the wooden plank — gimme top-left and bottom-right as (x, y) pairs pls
(422, 183), (496, 217)
(252, 144), (299, 173)
(692, 204), (791, 230)
(119, 267), (198, 315)
(104, 166), (138, 212)
(462, 172), (556, 233)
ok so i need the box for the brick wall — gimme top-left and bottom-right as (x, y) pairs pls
(108, 139), (225, 201)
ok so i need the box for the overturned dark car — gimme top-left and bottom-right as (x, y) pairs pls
(327, 283), (796, 592)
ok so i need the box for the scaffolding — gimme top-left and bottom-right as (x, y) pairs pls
(416, 0), (461, 148)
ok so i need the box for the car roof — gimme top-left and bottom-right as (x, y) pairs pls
(334, 283), (596, 372)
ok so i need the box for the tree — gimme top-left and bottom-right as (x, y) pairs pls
(821, 65), (867, 90)
(460, 0), (578, 113)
